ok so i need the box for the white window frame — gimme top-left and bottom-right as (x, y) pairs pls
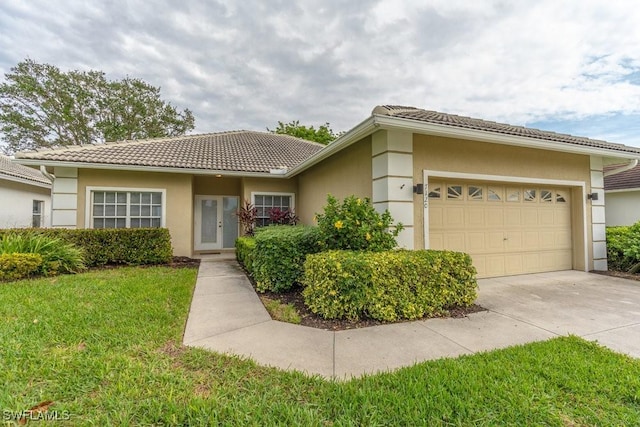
(250, 191), (296, 227)
(32, 200), (44, 228)
(85, 186), (167, 229)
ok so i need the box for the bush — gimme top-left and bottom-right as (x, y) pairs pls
(0, 231), (84, 274)
(315, 195), (403, 251)
(0, 228), (173, 267)
(0, 253), (43, 281)
(252, 225), (322, 292)
(607, 223), (640, 272)
(236, 236), (256, 274)
(302, 250), (478, 321)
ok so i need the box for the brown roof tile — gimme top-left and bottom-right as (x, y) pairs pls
(0, 155), (51, 186)
(604, 164), (640, 190)
(373, 105), (640, 155)
(15, 131), (325, 173)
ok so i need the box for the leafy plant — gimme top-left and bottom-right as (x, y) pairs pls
(237, 200), (258, 236)
(268, 120), (342, 145)
(269, 207), (299, 225)
(0, 231), (84, 274)
(303, 249), (478, 321)
(315, 195), (403, 252)
(252, 226), (322, 292)
(0, 253), (43, 281)
(0, 228), (173, 267)
(606, 222), (640, 272)
(235, 236), (257, 274)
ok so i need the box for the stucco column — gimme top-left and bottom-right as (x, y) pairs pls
(590, 156), (607, 271)
(51, 167), (78, 228)
(371, 130), (414, 248)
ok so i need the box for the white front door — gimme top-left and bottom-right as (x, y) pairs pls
(194, 195), (239, 251)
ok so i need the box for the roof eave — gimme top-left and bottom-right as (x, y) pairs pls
(12, 159), (290, 179)
(0, 173), (51, 188)
(373, 115), (640, 160)
(605, 187), (640, 193)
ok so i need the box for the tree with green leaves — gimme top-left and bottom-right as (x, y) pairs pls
(0, 59), (195, 153)
(268, 120), (342, 145)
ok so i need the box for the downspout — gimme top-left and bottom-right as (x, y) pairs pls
(603, 159), (638, 177)
(40, 165), (55, 181)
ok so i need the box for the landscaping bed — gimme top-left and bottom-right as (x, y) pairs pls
(258, 283), (485, 330)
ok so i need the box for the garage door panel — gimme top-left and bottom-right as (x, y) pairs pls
(445, 207), (464, 227)
(504, 232), (523, 250)
(505, 209), (522, 226)
(539, 210), (555, 226)
(466, 208), (485, 226)
(486, 208), (504, 227)
(428, 181), (573, 278)
(466, 233), (485, 252)
(444, 233), (466, 252)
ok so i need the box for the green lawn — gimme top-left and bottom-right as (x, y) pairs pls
(1, 267), (639, 426)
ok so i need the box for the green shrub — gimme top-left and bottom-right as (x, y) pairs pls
(0, 231), (84, 274)
(0, 253), (43, 281)
(315, 195), (403, 251)
(607, 223), (640, 272)
(302, 250), (478, 321)
(252, 225), (322, 292)
(236, 236), (256, 274)
(0, 228), (173, 267)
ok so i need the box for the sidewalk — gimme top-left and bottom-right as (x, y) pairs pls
(183, 259), (571, 379)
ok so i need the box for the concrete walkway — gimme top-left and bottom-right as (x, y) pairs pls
(183, 259), (640, 379)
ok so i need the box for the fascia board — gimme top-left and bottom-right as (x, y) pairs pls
(373, 115), (640, 160)
(13, 159), (286, 179)
(0, 173), (51, 188)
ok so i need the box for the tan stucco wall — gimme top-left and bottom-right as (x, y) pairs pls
(240, 177), (298, 206)
(77, 169), (194, 257)
(194, 176), (241, 196)
(297, 136), (373, 224)
(412, 134), (592, 270)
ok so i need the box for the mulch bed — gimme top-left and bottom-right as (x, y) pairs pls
(593, 270), (640, 281)
(259, 285), (485, 331)
(248, 268), (485, 331)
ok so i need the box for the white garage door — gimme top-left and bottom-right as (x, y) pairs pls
(428, 181), (572, 278)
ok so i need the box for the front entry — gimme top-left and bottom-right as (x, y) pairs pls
(194, 195), (239, 251)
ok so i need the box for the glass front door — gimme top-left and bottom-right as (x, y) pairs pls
(194, 195), (239, 251)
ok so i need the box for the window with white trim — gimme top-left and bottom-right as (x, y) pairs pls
(253, 193), (293, 227)
(92, 191), (162, 228)
(32, 200), (44, 228)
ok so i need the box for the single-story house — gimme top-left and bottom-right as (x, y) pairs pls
(0, 155), (51, 228)
(604, 162), (640, 226)
(15, 105), (640, 277)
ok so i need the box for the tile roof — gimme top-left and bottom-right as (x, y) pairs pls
(0, 155), (51, 186)
(604, 163), (640, 190)
(15, 131), (325, 173)
(373, 105), (640, 155)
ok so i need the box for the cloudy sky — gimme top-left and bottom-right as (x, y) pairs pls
(1, 0), (640, 146)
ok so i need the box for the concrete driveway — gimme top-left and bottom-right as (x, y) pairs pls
(184, 261), (640, 379)
(477, 270), (640, 359)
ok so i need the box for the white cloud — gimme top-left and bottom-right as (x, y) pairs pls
(1, 0), (640, 145)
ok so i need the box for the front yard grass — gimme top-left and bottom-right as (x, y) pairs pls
(1, 267), (639, 426)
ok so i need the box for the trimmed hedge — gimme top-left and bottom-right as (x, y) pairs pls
(253, 225), (322, 292)
(0, 253), (43, 281)
(302, 249), (478, 321)
(235, 236), (256, 274)
(607, 223), (640, 272)
(0, 228), (173, 267)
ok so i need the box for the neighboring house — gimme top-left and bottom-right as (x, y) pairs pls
(14, 105), (640, 278)
(604, 162), (640, 226)
(0, 155), (52, 228)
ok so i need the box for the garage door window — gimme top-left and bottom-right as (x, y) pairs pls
(428, 185), (441, 199)
(507, 189), (520, 202)
(541, 190), (553, 203)
(468, 186), (483, 200)
(524, 189), (537, 202)
(447, 185), (463, 200)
